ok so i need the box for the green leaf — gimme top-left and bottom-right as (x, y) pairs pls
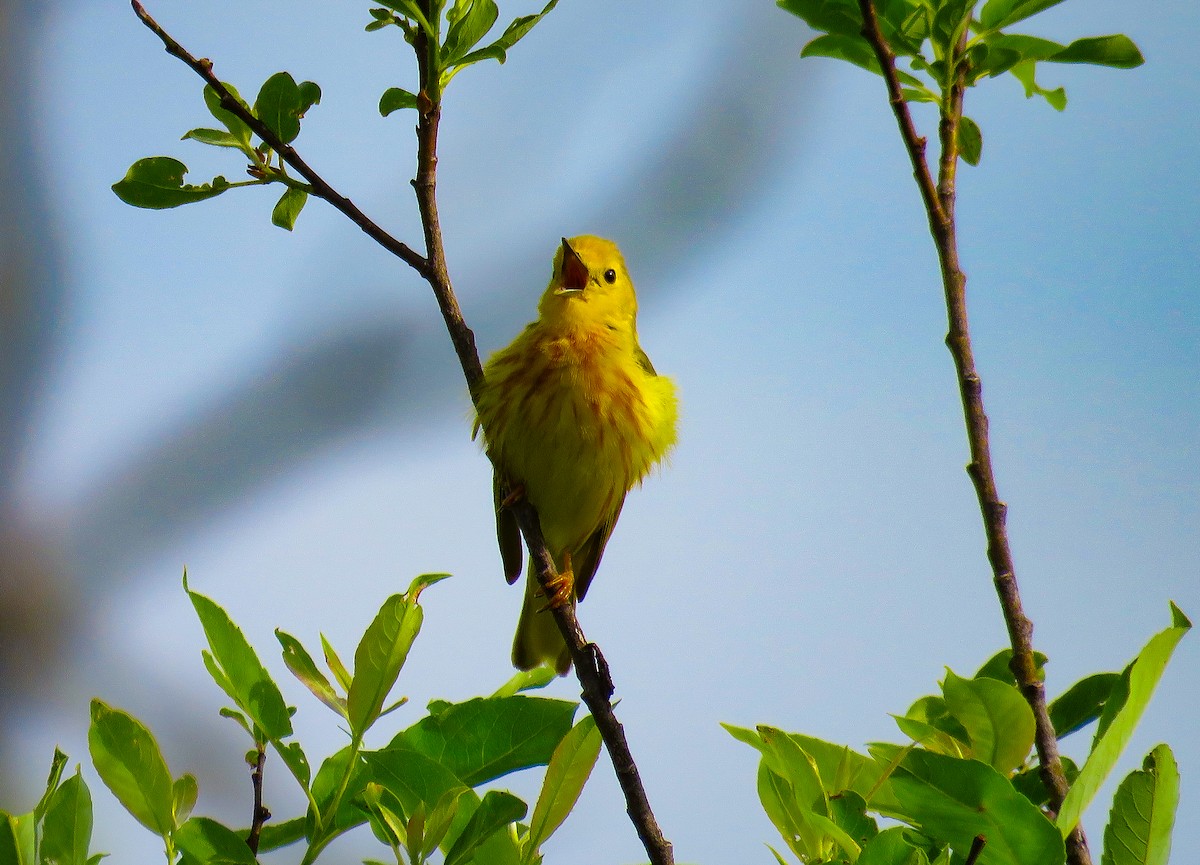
(203, 82), (253, 147)
(956, 116), (983, 166)
(364, 747), (521, 865)
(297, 81), (322, 115)
(885, 748), (1065, 865)
(829, 790), (878, 851)
(858, 826), (932, 865)
(41, 771), (93, 865)
(186, 578), (293, 742)
(442, 0), (499, 65)
(802, 33), (881, 75)
(1049, 35), (1144, 69)
(1012, 756), (1078, 808)
(271, 187), (308, 231)
(376, 0), (436, 36)
(443, 790), (526, 865)
(175, 817), (257, 865)
(979, 0), (1067, 32)
(361, 784), (408, 848)
(392, 695), (577, 787)
(756, 763), (823, 860)
(422, 788), (467, 859)
(757, 727), (827, 817)
(1057, 605), (1191, 837)
(980, 34), (1065, 65)
(491, 665), (556, 698)
(181, 128), (243, 149)
(364, 744), (469, 816)
(723, 724), (903, 816)
(379, 87), (419, 117)
(33, 749), (69, 822)
(1101, 744), (1179, 865)
(172, 774), (199, 825)
(309, 747), (368, 835)
(447, 0), (560, 73)
(892, 696), (970, 758)
(347, 593), (424, 738)
(112, 158), (232, 210)
(525, 714), (602, 856)
(0, 812), (35, 865)
(252, 72), (314, 145)
(972, 649), (1047, 686)
(778, 0), (862, 38)
(277, 629), (345, 717)
(931, 0), (973, 57)
(1049, 673), (1120, 738)
(942, 670), (1033, 773)
(321, 634), (353, 692)
(87, 700), (175, 836)
(493, 0), (559, 53)
(1010, 60), (1067, 111)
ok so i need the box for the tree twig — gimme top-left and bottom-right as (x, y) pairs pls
(407, 6), (671, 859)
(964, 834), (987, 865)
(854, 3), (1090, 864)
(246, 742), (269, 855)
(130, 0), (428, 277)
(129, 4), (673, 863)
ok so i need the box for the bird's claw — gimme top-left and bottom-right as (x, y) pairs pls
(537, 553), (574, 611)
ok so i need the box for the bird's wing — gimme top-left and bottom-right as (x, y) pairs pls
(634, 344), (658, 376)
(494, 472), (524, 584)
(573, 496), (626, 602)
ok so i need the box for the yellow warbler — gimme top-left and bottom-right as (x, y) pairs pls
(474, 236), (678, 674)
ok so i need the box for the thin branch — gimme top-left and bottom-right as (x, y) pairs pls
(129, 4), (673, 863)
(409, 8), (672, 861)
(130, 0), (428, 277)
(855, 4), (1090, 865)
(246, 742), (269, 855)
(964, 834), (987, 865)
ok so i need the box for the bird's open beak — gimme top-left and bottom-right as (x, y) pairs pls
(557, 237), (588, 294)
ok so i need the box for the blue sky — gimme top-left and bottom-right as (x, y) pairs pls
(2, 1), (1196, 863)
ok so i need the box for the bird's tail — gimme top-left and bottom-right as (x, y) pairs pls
(511, 562), (572, 675)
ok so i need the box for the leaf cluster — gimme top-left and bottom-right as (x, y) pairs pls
(368, 0), (559, 114)
(112, 74), (320, 229)
(9, 576), (604, 865)
(728, 604), (1189, 865)
(780, 0), (1143, 164)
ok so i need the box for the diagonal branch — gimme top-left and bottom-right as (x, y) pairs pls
(855, 3), (1090, 865)
(130, 4), (673, 863)
(131, 0), (428, 277)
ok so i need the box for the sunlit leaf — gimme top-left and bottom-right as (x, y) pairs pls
(112, 158), (231, 209)
(87, 700), (175, 836)
(1101, 744), (1179, 865)
(41, 771), (93, 865)
(1057, 605), (1190, 836)
(525, 714), (601, 856)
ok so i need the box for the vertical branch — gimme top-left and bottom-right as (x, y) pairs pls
(409, 5), (673, 863)
(855, 4), (1090, 863)
(246, 742), (269, 855)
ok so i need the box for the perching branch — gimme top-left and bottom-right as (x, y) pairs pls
(129, 4), (673, 863)
(246, 742), (269, 855)
(855, 3), (1091, 864)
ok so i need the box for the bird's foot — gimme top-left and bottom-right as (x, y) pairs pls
(539, 553), (574, 611)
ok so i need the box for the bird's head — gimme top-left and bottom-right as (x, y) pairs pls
(538, 235), (638, 330)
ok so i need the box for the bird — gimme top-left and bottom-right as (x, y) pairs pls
(474, 236), (678, 674)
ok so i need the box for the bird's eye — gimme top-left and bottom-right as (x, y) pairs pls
(604, 269), (617, 284)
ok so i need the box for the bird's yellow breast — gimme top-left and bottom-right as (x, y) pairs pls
(476, 318), (677, 555)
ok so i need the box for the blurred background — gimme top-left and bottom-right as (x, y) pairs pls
(1, 0), (1195, 862)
